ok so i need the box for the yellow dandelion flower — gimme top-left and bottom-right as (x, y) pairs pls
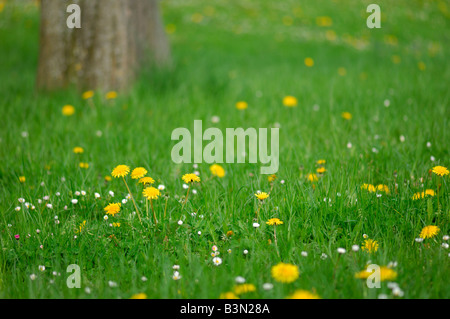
(355, 266), (397, 281)
(219, 292), (239, 299)
(432, 166), (449, 176)
(266, 218), (283, 226)
(82, 90), (94, 99)
(307, 173), (318, 182)
(392, 55), (401, 64)
(226, 230), (233, 237)
(316, 167), (326, 174)
(139, 177), (155, 185)
(376, 184), (389, 193)
(112, 222), (121, 227)
(304, 57), (314, 67)
(104, 203), (121, 216)
(282, 96), (298, 107)
(112, 165), (130, 178)
(424, 189), (435, 196)
(341, 112), (352, 120)
(143, 187), (160, 200)
(418, 61), (426, 71)
(182, 173), (200, 183)
(210, 164), (225, 178)
(234, 284), (256, 295)
(235, 101), (248, 110)
(316, 159), (326, 165)
(75, 220), (86, 233)
(62, 105), (75, 116)
(361, 239), (379, 253)
(73, 146), (84, 154)
(412, 192), (423, 200)
(338, 67), (347, 76)
(271, 262), (300, 283)
(316, 16), (332, 27)
(268, 174), (277, 182)
(79, 162), (89, 169)
(105, 175), (112, 182)
(361, 183), (376, 192)
(130, 293), (147, 299)
(131, 167), (147, 179)
(255, 192), (269, 200)
(419, 225), (440, 239)
(19, 176), (26, 183)
(105, 91), (118, 99)
(288, 290), (320, 299)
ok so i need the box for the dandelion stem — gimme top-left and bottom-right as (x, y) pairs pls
(122, 177), (142, 223)
(164, 196), (168, 219)
(274, 226), (280, 258)
(182, 184), (191, 208)
(150, 199), (157, 226)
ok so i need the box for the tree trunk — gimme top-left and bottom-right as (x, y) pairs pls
(37, 0), (171, 91)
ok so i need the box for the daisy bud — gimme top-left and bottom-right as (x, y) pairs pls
(235, 276), (246, 284)
(263, 283), (274, 291)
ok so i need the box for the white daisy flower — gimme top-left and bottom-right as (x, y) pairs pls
(337, 248), (346, 254)
(71, 199), (78, 204)
(212, 257), (222, 266)
(172, 271), (182, 280)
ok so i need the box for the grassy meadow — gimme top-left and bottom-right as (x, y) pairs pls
(0, 0), (449, 299)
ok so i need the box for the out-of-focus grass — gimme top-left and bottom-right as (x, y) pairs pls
(0, 0), (448, 298)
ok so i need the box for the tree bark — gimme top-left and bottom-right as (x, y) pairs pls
(37, 0), (171, 91)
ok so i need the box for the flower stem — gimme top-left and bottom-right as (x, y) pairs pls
(182, 184), (191, 208)
(151, 199), (157, 226)
(122, 177), (142, 223)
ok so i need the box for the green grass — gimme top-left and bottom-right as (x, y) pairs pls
(0, 0), (449, 299)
